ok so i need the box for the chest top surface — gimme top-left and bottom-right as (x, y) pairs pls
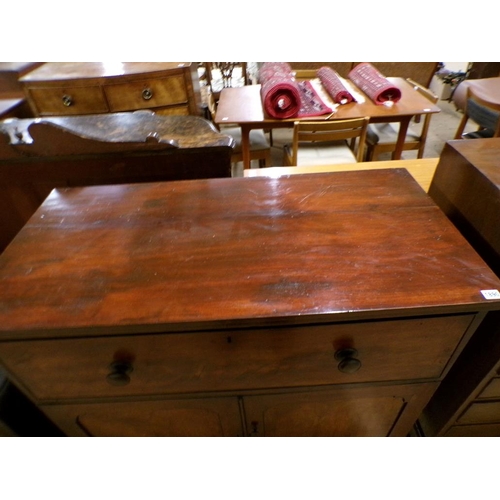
(18, 62), (193, 83)
(1, 169), (500, 338)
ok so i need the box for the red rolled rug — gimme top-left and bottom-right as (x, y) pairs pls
(259, 62), (302, 119)
(317, 66), (354, 104)
(348, 63), (402, 105)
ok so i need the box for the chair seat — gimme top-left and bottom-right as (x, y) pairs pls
(220, 126), (270, 153)
(285, 141), (357, 166)
(366, 122), (420, 146)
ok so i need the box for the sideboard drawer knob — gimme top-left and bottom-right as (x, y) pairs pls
(142, 88), (153, 100)
(334, 347), (361, 374)
(61, 95), (73, 107)
(106, 361), (134, 386)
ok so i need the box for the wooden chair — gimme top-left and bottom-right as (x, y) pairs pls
(220, 125), (271, 168)
(202, 62), (248, 104)
(283, 117), (369, 166)
(365, 79), (439, 161)
(454, 85), (500, 139)
(201, 70), (271, 169)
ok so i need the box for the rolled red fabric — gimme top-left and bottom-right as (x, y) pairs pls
(348, 63), (402, 105)
(317, 66), (354, 104)
(259, 62), (302, 119)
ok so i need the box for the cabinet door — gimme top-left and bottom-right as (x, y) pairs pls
(242, 385), (422, 437)
(42, 397), (243, 437)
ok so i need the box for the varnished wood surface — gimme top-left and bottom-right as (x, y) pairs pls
(19, 63), (193, 83)
(244, 158), (439, 193)
(0, 169), (499, 339)
(1, 113), (234, 154)
(0, 113), (233, 253)
(19, 63), (201, 117)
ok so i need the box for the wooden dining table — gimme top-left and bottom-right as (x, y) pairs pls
(215, 77), (441, 169)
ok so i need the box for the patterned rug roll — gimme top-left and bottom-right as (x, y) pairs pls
(317, 66), (354, 104)
(259, 62), (302, 119)
(348, 63), (402, 105)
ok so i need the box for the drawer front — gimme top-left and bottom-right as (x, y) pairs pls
(27, 86), (108, 115)
(0, 315), (473, 401)
(457, 401), (500, 425)
(154, 105), (190, 116)
(104, 75), (188, 112)
(445, 423), (500, 437)
(478, 377), (500, 399)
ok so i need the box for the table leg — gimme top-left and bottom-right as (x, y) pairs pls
(241, 125), (251, 169)
(392, 117), (411, 160)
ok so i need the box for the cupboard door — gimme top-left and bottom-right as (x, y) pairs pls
(42, 397), (243, 437)
(243, 386), (416, 437)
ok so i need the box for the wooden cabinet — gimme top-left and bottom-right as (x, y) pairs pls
(420, 139), (500, 436)
(19, 62), (202, 117)
(0, 112), (233, 253)
(0, 170), (499, 436)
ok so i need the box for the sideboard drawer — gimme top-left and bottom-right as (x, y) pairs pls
(478, 377), (500, 399)
(457, 401), (500, 424)
(104, 75), (188, 112)
(27, 86), (108, 115)
(0, 315), (473, 402)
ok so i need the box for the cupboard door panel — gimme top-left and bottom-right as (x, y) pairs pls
(43, 397), (243, 437)
(243, 385), (423, 437)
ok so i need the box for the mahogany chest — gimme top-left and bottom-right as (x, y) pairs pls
(0, 169), (499, 436)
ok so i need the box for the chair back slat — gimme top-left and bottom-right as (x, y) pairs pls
(289, 117), (369, 165)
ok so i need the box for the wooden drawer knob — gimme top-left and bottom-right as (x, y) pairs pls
(334, 348), (361, 374)
(106, 360), (133, 386)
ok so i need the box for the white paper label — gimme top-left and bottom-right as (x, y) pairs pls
(481, 289), (500, 300)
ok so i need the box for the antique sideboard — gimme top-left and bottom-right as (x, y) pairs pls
(0, 112), (233, 253)
(0, 169), (499, 437)
(19, 62), (202, 117)
(420, 139), (500, 436)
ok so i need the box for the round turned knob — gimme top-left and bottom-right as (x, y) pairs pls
(61, 95), (73, 107)
(142, 88), (153, 100)
(106, 360), (133, 386)
(334, 347), (361, 374)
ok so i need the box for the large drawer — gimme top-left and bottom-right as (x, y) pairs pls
(27, 86), (108, 115)
(457, 401), (500, 425)
(478, 377), (500, 399)
(0, 315), (473, 401)
(104, 75), (188, 112)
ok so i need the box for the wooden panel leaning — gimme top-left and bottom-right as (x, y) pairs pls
(0, 112), (234, 253)
(420, 138), (500, 436)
